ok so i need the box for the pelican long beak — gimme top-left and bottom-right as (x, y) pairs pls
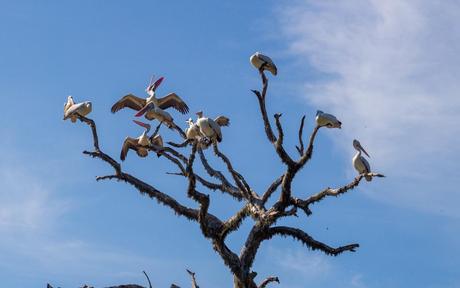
(153, 76), (164, 90)
(360, 145), (370, 158)
(133, 119), (151, 131)
(135, 103), (154, 117)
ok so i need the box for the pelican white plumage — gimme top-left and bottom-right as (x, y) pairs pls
(120, 120), (163, 161)
(195, 111), (230, 143)
(352, 139), (372, 181)
(111, 76), (189, 117)
(185, 118), (201, 140)
(134, 102), (175, 128)
(63, 98), (92, 122)
(315, 110), (342, 129)
(250, 52), (277, 75)
(64, 95), (74, 113)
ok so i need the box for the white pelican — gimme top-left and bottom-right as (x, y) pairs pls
(315, 110), (342, 129)
(134, 102), (175, 128)
(111, 76), (189, 117)
(120, 120), (163, 161)
(63, 99), (92, 122)
(185, 118), (201, 140)
(250, 52), (277, 75)
(64, 95), (74, 112)
(195, 111), (230, 143)
(352, 139), (372, 181)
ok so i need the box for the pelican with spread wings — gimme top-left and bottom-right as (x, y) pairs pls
(120, 120), (164, 161)
(111, 76), (189, 119)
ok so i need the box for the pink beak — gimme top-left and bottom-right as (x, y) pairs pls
(135, 103), (154, 117)
(153, 76), (164, 90)
(133, 119), (150, 130)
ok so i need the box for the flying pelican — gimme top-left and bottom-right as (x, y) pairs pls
(315, 110), (342, 129)
(120, 120), (163, 161)
(111, 76), (189, 117)
(63, 98), (92, 122)
(250, 52), (278, 76)
(195, 111), (230, 143)
(352, 139), (372, 181)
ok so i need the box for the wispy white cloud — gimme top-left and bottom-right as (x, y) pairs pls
(270, 246), (331, 279)
(263, 246), (371, 288)
(0, 151), (160, 286)
(277, 0), (460, 216)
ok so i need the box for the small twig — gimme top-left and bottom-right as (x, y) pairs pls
(258, 276), (280, 288)
(168, 139), (192, 148)
(186, 269), (200, 288)
(143, 270), (153, 288)
(295, 115), (306, 156)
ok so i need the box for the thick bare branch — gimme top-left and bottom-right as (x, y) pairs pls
(298, 125), (320, 166)
(273, 113), (296, 166)
(251, 69), (276, 143)
(258, 276), (280, 288)
(266, 226), (359, 256)
(221, 204), (250, 239)
(186, 143), (213, 237)
(293, 173), (385, 216)
(261, 174), (284, 204)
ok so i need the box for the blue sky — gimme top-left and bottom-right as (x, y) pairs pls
(0, 1), (459, 287)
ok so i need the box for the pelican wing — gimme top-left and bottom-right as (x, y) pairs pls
(214, 116), (230, 127)
(120, 137), (139, 161)
(258, 53), (274, 66)
(111, 94), (146, 113)
(63, 103), (84, 120)
(361, 156), (371, 173)
(209, 120), (223, 142)
(151, 134), (164, 147)
(157, 93), (189, 114)
(258, 53), (277, 75)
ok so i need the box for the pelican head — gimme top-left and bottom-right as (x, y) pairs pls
(353, 139), (370, 157)
(186, 118), (194, 125)
(196, 111), (203, 118)
(133, 119), (151, 133)
(146, 76), (164, 96)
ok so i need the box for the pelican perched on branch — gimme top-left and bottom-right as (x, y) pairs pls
(120, 120), (163, 161)
(111, 76), (189, 117)
(316, 110), (342, 129)
(352, 139), (372, 181)
(196, 111), (230, 143)
(63, 96), (92, 122)
(185, 118), (201, 141)
(250, 52), (277, 76)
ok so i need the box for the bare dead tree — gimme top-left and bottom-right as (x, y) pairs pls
(69, 68), (384, 288)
